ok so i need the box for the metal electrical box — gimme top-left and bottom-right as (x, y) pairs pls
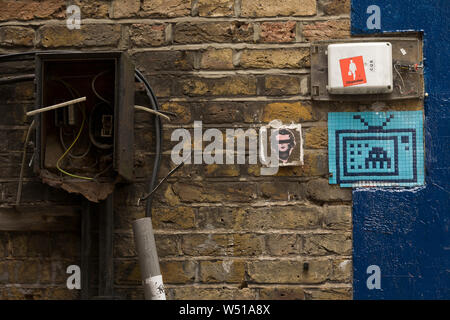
(34, 52), (134, 200)
(311, 37), (424, 101)
(327, 42), (393, 94)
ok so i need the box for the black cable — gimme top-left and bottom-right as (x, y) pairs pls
(138, 162), (185, 205)
(0, 74), (34, 85)
(0, 50), (81, 61)
(135, 69), (163, 218)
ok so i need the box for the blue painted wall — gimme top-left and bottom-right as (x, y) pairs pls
(351, 0), (450, 299)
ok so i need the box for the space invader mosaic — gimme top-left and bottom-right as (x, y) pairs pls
(328, 111), (424, 187)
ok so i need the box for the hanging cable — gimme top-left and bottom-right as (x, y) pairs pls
(55, 103), (94, 180)
(92, 71), (112, 105)
(59, 126), (92, 159)
(135, 69), (163, 218)
(52, 80), (94, 180)
(137, 161), (185, 206)
(0, 50), (80, 61)
(16, 120), (35, 206)
(55, 80), (92, 159)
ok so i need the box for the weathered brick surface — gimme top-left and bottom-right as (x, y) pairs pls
(331, 259), (352, 282)
(200, 48), (234, 70)
(0, 0), (65, 21)
(180, 75), (257, 96)
(169, 286), (257, 300)
(204, 164), (240, 177)
(320, 0), (350, 16)
(263, 75), (303, 96)
(74, 0), (110, 18)
(174, 22), (254, 44)
(234, 206), (322, 231)
(181, 234), (230, 256)
(141, 0), (191, 17)
(196, 207), (236, 230)
(247, 259), (331, 284)
(115, 259), (141, 285)
(0, 26), (34, 47)
(302, 19), (350, 41)
(266, 234), (302, 256)
(303, 233), (352, 255)
(305, 287), (352, 299)
(306, 179), (352, 202)
(10, 233), (51, 257)
(0, 0), (359, 300)
(152, 206), (196, 230)
(172, 182), (256, 203)
(260, 21), (297, 43)
(259, 286), (306, 300)
(198, 0), (235, 17)
(259, 181), (305, 201)
(262, 102), (313, 122)
(130, 24), (167, 47)
(37, 24), (121, 48)
(323, 206), (352, 230)
(133, 50), (195, 71)
(160, 260), (197, 283)
(305, 126), (328, 148)
(199, 260), (245, 283)
(111, 0), (141, 18)
(239, 48), (310, 69)
(241, 0), (317, 17)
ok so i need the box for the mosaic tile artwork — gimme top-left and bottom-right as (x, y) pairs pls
(328, 111), (424, 187)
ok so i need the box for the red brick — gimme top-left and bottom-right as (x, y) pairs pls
(260, 21), (296, 43)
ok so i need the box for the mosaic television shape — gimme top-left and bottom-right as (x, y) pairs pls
(328, 111), (424, 187)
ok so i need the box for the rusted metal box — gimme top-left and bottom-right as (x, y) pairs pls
(34, 52), (134, 200)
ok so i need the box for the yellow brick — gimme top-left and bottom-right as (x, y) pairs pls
(262, 102), (313, 122)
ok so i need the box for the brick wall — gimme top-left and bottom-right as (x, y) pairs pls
(0, 0), (363, 300)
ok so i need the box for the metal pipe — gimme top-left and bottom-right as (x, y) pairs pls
(132, 217), (166, 300)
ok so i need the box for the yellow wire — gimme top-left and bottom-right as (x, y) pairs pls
(55, 100), (94, 181)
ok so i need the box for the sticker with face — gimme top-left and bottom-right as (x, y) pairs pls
(277, 129), (296, 164)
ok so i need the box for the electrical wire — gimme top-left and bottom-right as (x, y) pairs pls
(135, 69), (163, 218)
(134, 105), (171, 121)
(0, 50), (80, 61)
(55, 80), (92, 159)
(56, 81), (91, 158)
(394, 61), (420, 96)
(92, 71), (112, 105)
(0, 74), (34, 85)
(54, 80), (94, 180)
(88, 102), (113, 150)
(137, 161), (185, 206)
(59, 126), (92, 159)
(16, 120), (35, 206)
(55, 103), (94, 180)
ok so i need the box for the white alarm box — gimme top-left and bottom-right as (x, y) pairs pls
(327, 42), (393, 94)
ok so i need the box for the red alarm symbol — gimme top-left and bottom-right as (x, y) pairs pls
(339, 56), (367, 87)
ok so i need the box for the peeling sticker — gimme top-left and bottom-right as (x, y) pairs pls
(144, 275), (166, 300)
(260, 120), (304, 167)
